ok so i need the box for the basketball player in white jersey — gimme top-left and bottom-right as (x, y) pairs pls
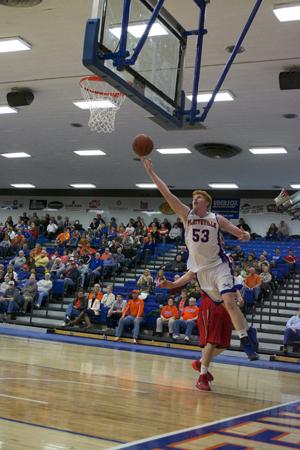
(141, 158), (258, 360)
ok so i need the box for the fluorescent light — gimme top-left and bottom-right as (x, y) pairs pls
(208, 183), (239, 189)
(74, 150), (106, 156)
(1, 152), (31, 158)
(273, 4), (300, 22)
(156, 148), (191, 155)
(187, 90), (234, 103)
(0, 37), (31, 53)
(136, 183), (157, 189)
(141, 211), (162, 215)
(110, 23), (168, 39)
(290, 184), (300, 189)
(69, 183), (96, 188)
(10, 183), (35, 188)
(249, 147), (287, 155)
(0, 106), (18, 114)
(73, 100), (116, 110)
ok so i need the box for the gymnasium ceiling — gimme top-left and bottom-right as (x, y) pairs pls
(0, 0), (299, 194)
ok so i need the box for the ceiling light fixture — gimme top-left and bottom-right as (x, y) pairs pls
(10, 183), (35, 188)
(73, 100), (116, 110)
(290, 184), (300, 189)
(187, 90), (234, 103)
(1, 152), (31, 158)
(208, 183), (239, 189)
(69, 183), (96, 188)
(110, 23), (168, 39)
(0, 37), (31, 53)
(249, 147), (287, 155)
(273, 3), (300, 22)
(136, 183), (157, 189)
(0, 106), (18, 114)
(156, 148), (191, 155)
(74, 150), (106, 156)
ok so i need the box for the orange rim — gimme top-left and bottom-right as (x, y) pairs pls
(80, 75), (131, 97)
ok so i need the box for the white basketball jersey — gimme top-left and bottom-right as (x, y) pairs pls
(185, 211), (228, 271)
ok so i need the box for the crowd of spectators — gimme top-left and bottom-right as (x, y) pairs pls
(0, 211), (298, 351)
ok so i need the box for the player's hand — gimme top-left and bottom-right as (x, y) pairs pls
(141, 158), (153, 172)
(238, 231), (250, 242)
(159, 280), (174, 289)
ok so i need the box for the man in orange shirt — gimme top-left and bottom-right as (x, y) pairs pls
(173, 297), (199, 342)
(155, 296), (178, 336)
(244, 267), (261, 302)
(114, 290), (144, 343)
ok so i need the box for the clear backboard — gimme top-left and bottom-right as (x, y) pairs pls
(83, 0), (263, 130)
(83, 0), (190, 130)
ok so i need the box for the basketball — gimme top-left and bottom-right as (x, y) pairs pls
(132, 134), (154, 157)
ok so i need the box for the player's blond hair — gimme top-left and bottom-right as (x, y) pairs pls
(192, 190), (212, 208)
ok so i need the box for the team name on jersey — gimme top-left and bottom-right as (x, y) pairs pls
(187, 218), (217, 228)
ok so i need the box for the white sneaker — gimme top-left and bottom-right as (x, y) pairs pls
(184, 336), (190, 342)
(173, 334), (180, 340)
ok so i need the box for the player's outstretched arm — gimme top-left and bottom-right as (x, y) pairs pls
(141, 158), (189, 221)
(159, 270), (195, 289)
(217, 215), (250, 241)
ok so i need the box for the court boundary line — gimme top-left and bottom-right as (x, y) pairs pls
(107, 399), (300, 449)
(0, 415), (125, 445)
(0, 393), (48, 404)
(1, 326), (300, 374)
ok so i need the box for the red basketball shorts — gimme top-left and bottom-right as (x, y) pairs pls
(197, 295), (233, 348)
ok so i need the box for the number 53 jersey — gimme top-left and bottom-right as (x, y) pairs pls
(184, 211), (228, 271)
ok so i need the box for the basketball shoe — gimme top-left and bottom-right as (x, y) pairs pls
(191, 360), (214, 381)
(196, 374), (211, 391)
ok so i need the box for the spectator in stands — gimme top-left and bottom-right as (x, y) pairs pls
(0, 265), (5, 284)
(168, 223), (182, 244)
(137, 269), (153, 293)
(278, 220), (289, 241)
(21, 274), (37, 313)
(177, 289), (189, 314)
(243, 267), (262, 303)
(34, 249), (49, 268)
(50, 257), (65, 278)
(165, 254), (186, 273)
(158, 223), (169, 243)
(258, 254), (270, 271)
(113, 247), (126, 274)
(30, 243), (42, 258)
(114, 290), (144, 343)
(283, 307), (300, 352)
(6, 265), (18, 283)
(172, 297), (199, 342)
(237, 218), (251, 233)
(56, 228), (70, 246)
(46, 219), (58, 240)
(155, 268), (167, 288)
(230, 245), (244, 263)
(36, 272), (53, 308)
(0, 233), (12, 257)
(259, 264), (274, 300)
(80, 289), (102, 329)
(101, 285), (115, 309)
(266, 223), (278, 241)
(106, 294), (127, 329)
(155, 297), (179, 337)
(271, 248), (283, 266)
(102, 252), (116, 279)
(63, 261), (80, 295)
(1, 280), (23, 320)
(284, 250), (298, 273)
(10, 250), (26, 270)
(89, 252), (103, 284)
(64, 288), (88, 325)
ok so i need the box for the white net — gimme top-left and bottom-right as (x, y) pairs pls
(80, 76), (126, 133)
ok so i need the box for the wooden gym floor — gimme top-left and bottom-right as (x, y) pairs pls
(0, 335), (299, 449)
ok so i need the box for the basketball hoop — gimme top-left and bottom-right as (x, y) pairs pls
(79, 75), (128, 133)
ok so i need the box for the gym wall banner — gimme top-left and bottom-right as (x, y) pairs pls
(211, 199), (240, 219)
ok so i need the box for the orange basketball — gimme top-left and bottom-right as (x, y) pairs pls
(132, 134), (154, 157)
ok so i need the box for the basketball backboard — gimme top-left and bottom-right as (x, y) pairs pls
(83, 0), (263, 130)
(83, 0), (190, 130)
